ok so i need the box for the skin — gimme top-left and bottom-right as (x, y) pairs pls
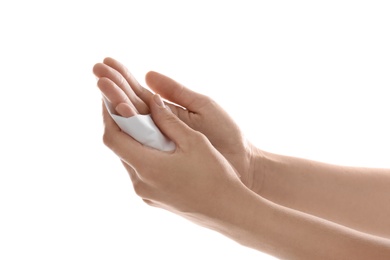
(93, 58), (259, 189)
(93, 57), (390, 258)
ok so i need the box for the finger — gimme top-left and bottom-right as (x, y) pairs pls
(102, 101), (157, 169)
(121, 160), (142, 184)
(149, 94), (197, 145)
(103, 57), (155, 106)
(121, 161), (153, 200)
(94, 62), (149, 114)
(115, 103), (135, 118)
(145, 71), (209, 112)
(98, 77), (137, 117)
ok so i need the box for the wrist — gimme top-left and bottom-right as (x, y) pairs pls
(245, 143), (269, 195)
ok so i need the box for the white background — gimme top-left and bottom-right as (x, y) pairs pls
(0, 1), (389, 259)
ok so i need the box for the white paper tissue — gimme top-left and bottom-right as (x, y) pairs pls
(103, 98), (176, 152)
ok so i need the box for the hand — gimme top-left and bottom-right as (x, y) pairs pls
(93, 58), (264, 192)
(102, 93), (253, 230)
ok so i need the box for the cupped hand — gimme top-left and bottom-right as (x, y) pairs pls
(93, 57), (264, 192)
(102, 94), (252, 229)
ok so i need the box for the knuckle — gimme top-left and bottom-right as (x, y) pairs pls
(165, 111), (177, 122)
(117, 73), (126, 87)
(190, 131), (208, 145)
(102, 130), (113, 147)
(161, 114), (179, 128)
(179, 130), (205, 149)
(133, 181), (148, 198)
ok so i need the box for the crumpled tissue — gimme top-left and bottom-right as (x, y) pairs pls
(104, 98), (176, 152)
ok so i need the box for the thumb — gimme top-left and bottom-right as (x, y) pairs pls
(150, 94), (194, 144)
(145, 71), (206, 112)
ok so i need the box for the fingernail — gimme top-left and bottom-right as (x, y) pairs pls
(154, 94), (165, 108)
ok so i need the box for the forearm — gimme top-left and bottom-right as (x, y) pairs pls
(215, 187), (390, 259)
(263, 198), (390, 259)
(251, 149), (390, 238)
